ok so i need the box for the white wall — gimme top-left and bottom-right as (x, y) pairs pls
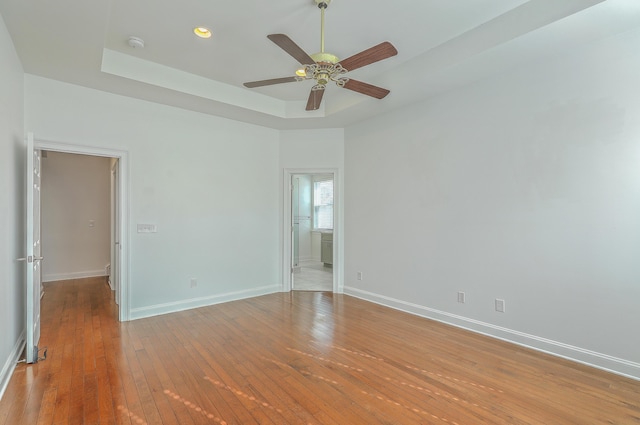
(41, 152), (111, 281)
(280, 129), (345, 170)
(344, 29), (640, 379)
(25, 76), (281, 319)
(0, 13), (25, 397)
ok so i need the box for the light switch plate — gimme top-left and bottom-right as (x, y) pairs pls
(137, 223), (157, 233)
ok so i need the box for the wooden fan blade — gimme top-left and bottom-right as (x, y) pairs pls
(339, 41), (397, 72)
(243, 76), (298, 88)
(267, 34), (315, 65)
(306, 88), (325, 111)
(343, 79), (390, 99)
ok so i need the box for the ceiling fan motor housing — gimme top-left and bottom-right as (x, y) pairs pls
(311, 52), (339, 64)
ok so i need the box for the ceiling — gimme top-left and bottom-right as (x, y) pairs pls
(2, 0), (640, 130)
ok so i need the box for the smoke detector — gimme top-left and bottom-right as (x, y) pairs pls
(127, 36), (145, 49)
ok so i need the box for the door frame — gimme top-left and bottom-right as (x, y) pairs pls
(282, 168), (342, 293)
(34, 137), (131, 321)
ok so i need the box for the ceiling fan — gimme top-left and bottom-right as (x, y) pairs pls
(243, 0), (398, 111)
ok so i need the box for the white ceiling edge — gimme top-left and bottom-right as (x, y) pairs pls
(8, 0), (635, 131)
(101, 49), (326, 119)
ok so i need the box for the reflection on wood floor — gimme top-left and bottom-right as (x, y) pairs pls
(1, 277), (639, 424)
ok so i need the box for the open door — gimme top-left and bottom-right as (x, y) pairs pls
(25, 132), (43, 363)
(111, 160), (121, 304)
(292, 176), (299, 270)
(289, 173), (335, 292)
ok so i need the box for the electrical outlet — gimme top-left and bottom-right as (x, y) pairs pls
(357, 271), (363, 281)
(457, 291), (465, 303)
(495, 298), (505, 313)
(190, 278), (197, 288)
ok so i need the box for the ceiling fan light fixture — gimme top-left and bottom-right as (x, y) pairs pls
(243, 0), (397, 111)
(193, 27), (212, 39)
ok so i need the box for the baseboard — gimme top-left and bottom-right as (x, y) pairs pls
(43, 270), (107, 282)
(344, 286), (640, 381)
(130, 284), (281, 320)
(0, 331), (25, 402)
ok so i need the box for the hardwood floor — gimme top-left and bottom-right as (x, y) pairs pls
(1, 277), (639, 424)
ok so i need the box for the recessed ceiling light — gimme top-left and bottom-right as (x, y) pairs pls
(193, 27), (212, 39)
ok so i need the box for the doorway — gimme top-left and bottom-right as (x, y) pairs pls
(40, 152), (112, 285)
(23, 135), (129, 363)
(284, 169), (339, 293)
(32, 138), (129, 321)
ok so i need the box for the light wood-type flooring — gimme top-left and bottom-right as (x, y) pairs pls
(1, 277), (639, 424)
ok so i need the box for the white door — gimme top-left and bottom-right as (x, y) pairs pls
(291, 177), (297, 286)
(25, 132), (43, 363)
(111, 161), (121, 304)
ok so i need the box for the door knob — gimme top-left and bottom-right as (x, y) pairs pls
(17, 256), (44, 263)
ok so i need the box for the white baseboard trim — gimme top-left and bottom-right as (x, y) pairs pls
(344, 286), (640, 381)
(43, 270), (107, 282)
(0, 331), (25, 402)
(130, 284), (281, 320)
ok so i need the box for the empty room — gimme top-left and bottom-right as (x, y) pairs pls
(1, 0), (639, 423)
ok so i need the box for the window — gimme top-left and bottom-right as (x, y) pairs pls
(313, 179), (333, 230)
